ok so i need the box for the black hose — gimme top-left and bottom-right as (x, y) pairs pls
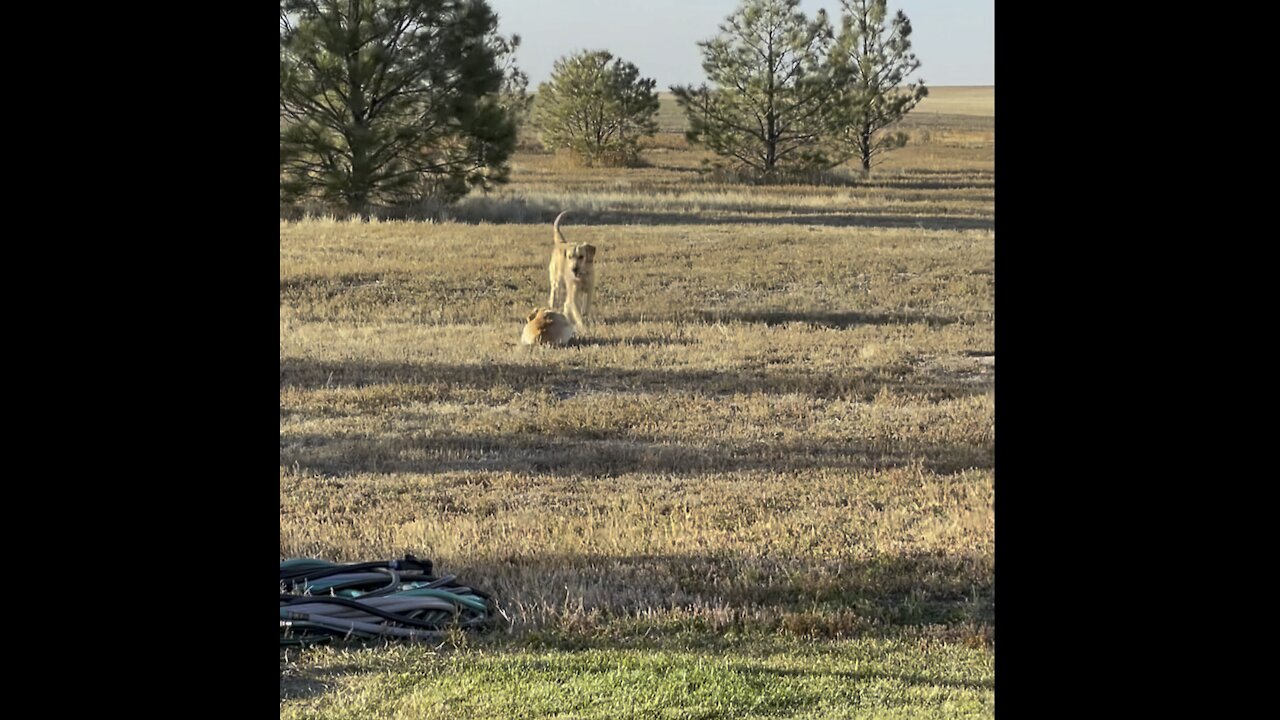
(279, 554), (491, 644)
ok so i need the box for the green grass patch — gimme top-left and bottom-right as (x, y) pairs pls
(281, 638), (993, 719)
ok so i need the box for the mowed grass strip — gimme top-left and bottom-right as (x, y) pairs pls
(280, 639), (993, 720)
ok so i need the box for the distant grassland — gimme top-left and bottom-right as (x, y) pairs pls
(654, 86), (994, 134)
(281, 90), (994, 718)
(911, 86), (994, 117)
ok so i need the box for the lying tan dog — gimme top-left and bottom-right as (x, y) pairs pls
(547, 211), (596, 329)
(520, 307), (576, 346)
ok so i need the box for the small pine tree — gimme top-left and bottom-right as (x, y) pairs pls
(671, 0), (841, 177)
(279, 0), (520, 216)
(829, 0), (927, 172)
(531, 51), (659, 166)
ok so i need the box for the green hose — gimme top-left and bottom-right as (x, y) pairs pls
(280, 554), (493, 644)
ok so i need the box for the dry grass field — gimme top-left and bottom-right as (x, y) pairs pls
(911, 86), (995, 116)
(280, 86), (994, 718)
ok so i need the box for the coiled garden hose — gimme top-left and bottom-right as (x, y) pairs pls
(280, 554), (493, 645)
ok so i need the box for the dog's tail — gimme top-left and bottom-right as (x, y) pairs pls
(553, 210), (569, 244)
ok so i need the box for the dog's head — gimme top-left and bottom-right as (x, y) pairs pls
(568, 244), (596, 279)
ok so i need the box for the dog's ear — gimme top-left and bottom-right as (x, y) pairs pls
(584, 244), (596, 262)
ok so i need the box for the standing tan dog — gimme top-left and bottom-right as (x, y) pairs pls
(548, 211), (596, 329)
(521, 307), (576, 345)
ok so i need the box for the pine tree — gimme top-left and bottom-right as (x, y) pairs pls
(829, 0), (927, 172)
(671, 0), (840, 176)
(531, 51), (659, 167)
(279, 0), (521, 216)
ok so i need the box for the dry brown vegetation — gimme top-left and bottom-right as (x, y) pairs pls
(281, 86), (994, 716)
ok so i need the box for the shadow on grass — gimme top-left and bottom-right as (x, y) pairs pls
(565, 335), (693, 347)
(282, 645), (993, 704)
(280, 428), (993, 477)
(453, 208), (992, 231)
(895, 168), (995, 177)
(279, 358), (989, 403)
(468, 550), (994, 656)
(739, 664), (994, 692)
(280, 661), (362, 702)
(688, 309), (964, 328)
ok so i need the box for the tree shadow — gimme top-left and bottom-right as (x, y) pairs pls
(280, 429), (993, 478)
(279, 271), (389, 295)
(281, 654), (422, 703)
(738, 664), (994, 692)
(455, 208), (992, 230)
(280, 358), (989, 402)
(895, 168), (995, 177)
(565, 335), (693, 347)
(689, 309), (962, 328)
(280, 662), (358, 702)
(430, 550), (993, 644)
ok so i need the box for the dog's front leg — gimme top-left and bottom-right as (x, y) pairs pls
(578, 289), (592, 325)
(549, 274), (565, 313)
(565, 283), (585, 330)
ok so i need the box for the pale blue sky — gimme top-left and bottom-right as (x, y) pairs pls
(485, 0), (993, 90)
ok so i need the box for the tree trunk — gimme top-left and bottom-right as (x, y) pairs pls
(766, 122), (777, 172)
(860, 127), (872, 172)
(346, 14), (371, 217)
(766, 33), (776, 172)
(346, 182), (369, 218)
